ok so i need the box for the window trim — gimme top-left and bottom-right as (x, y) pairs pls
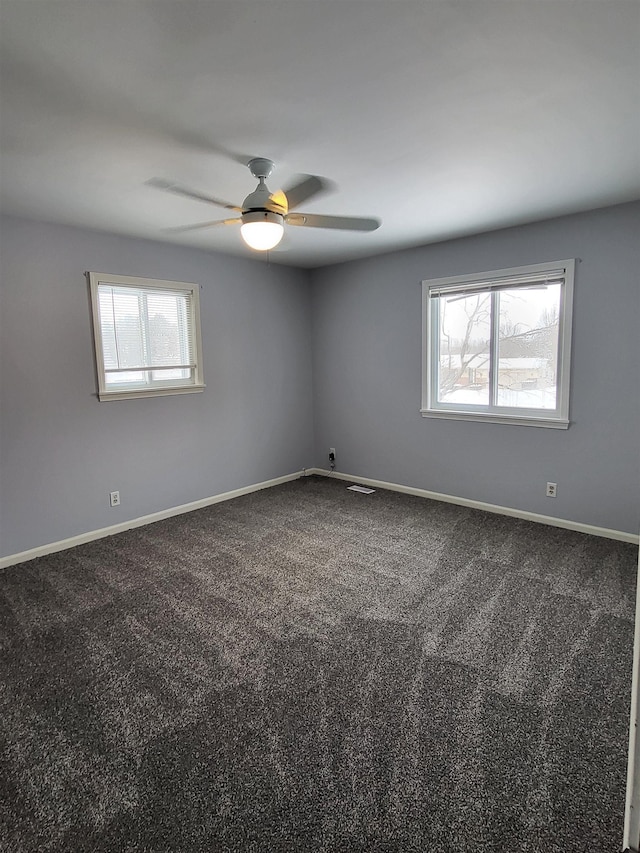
(88, 272), (205, 401)
(421, 259), (575, 429)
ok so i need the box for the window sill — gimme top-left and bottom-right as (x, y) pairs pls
(98, 384), (205, 402)
(420, 409), (569, 429)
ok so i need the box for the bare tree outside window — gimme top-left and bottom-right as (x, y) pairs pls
(436, 285), (561, 410)
(438, 293), (490, 402)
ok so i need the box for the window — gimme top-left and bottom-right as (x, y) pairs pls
(422, 259), (574, 428)
(89, 272), (205, 401)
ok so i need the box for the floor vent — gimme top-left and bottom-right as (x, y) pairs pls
(347, 485), (376, 494)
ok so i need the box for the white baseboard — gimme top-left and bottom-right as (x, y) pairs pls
(0, 471), (305, 570)
(307, 468), (639, 545)
(2, 467), (637, 569)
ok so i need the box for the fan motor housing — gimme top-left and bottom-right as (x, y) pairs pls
(242, 183), (273, 211)
(242, 183), (287, 215)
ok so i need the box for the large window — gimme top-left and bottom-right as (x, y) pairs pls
(89, 272), (205, 401)
(422, 259), (574, 428)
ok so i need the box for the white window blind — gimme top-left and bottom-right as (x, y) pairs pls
(89, 273), (205, 401)
(427, 268), (567, 298)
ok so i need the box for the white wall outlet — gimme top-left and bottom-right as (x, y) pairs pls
(110, 490), (120, 507)
(546, 482), (557, 498)
(329, 447), (336, 458)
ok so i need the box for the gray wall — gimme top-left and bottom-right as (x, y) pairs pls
(310, 202), (640, 535)
(0, 216), (314, 558)
(2, 203), (638, 559)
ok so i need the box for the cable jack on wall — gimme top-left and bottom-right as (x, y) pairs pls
(329, 448), (336, 472)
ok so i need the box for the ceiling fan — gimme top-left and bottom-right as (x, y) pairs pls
(148, 158), (381, 251)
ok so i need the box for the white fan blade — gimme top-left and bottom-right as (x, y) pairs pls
(283, 175), (331, 210)
(286, 212), (380, 232)
(164, 218), (241, 233)
(147, 178), (243, 212)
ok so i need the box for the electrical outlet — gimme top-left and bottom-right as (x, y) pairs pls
(329, 447), (336, 458)
(110, 490), (120, 507)
(546, 482), (557, 498)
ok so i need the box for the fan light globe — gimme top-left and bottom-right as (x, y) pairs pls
(240, 211), (284, 251)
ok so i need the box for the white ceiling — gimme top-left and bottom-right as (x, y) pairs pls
(1, 1), (639, 268)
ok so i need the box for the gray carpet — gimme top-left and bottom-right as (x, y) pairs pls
(0, 475), (637, 852)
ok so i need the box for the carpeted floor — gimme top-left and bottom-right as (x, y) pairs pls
(0, 475), (637, 852)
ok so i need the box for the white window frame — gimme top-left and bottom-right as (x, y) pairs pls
(88, 272), (205, 401)
(421, 259), (575, 429)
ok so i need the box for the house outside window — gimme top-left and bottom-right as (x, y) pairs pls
(422, 259), (575, 428)
(89, 272), (205, 401)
